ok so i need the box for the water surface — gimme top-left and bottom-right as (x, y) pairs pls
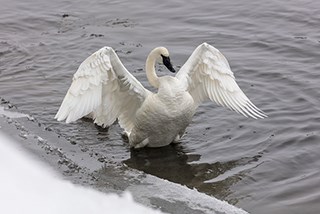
(1, 0), (320, 213)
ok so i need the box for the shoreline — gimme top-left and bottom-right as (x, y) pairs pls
(0, 102), (248, 214)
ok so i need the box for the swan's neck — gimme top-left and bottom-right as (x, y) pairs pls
(146, 49), (160, 88)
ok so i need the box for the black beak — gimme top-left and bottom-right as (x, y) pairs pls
(161, 55), (176, 73)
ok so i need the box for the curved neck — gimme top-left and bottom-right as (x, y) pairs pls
(146, 49), (160, 88)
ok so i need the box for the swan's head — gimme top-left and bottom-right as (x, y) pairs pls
(153, 47), (176, 73)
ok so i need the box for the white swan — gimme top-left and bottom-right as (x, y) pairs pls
(55, 43), (266, 148)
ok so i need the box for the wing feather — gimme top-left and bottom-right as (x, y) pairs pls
(176, 43), (266, 119)
(55, 47), (150, 132)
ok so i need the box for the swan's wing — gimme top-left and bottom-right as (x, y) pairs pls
(55, 47), (151, 131)
(176, 43), (266, 119)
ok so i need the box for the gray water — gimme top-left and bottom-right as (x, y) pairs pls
(1, 0), (320, 213)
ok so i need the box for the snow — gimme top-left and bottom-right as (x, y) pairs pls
(0, 133), (165, 214)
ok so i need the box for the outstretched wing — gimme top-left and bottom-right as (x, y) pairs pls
(55, 47), (151, 131)
(176, 43), (266, 119)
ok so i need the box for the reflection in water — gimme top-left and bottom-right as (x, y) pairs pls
(124, 144), (262, 203)
(75, 117), (112, 144)
(125, 145), (199, 185)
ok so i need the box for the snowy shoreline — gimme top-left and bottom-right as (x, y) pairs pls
(0, 102), (248, 214)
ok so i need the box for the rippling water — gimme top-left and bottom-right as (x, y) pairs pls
(1, 0), (320, 213)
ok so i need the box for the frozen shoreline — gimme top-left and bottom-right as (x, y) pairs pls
(0, 103), (248, 214)
(0, 133), (165, 214)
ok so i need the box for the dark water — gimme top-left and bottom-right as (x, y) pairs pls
(1, 0), (320, 213)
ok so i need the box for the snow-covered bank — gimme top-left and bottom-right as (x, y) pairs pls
(0, 103), (249, 214)
(0, 133), (165, 214)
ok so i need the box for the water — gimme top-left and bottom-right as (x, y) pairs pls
(1, 0), (320, 213)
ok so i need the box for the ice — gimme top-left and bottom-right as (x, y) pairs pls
(0, 106), (28, 118)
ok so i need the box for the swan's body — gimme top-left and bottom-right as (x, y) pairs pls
(129, 77), (195, 148)
(55, 43), (266, 148)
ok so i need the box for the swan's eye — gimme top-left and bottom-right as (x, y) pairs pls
(161, 55), (175, 73)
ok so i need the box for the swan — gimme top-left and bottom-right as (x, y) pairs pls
(55, 43), (266, 148)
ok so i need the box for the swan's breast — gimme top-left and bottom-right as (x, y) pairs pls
(136, 92), (194, 123)
(157, 76), (187, 98)
(148, 76), (195, 118)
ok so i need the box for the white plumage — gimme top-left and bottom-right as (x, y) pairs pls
(55, 43), (266, 148)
